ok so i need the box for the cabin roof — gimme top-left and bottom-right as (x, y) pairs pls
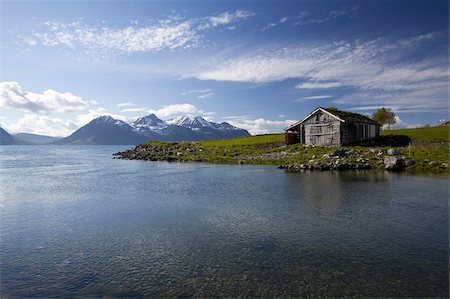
(285, 107), (380, 131)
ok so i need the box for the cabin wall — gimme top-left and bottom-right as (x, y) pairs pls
(302, 111), (341, 146)
(285, 110), (380, 146)
(341, 122), (380, 145)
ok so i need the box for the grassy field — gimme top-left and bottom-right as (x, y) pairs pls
(381, 125), (449, 142)
(135, 125), (449, 173)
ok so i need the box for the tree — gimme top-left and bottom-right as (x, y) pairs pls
(372, 108), (396, 130)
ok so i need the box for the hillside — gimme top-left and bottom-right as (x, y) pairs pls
(381, 125), (449, 142)
(0, 127), (30, 145)
(115, 126), (449, 173)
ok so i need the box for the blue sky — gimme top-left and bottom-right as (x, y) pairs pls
(0, 0), (448, 136)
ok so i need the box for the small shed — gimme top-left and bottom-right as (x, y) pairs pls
(284, 107), (381, 146)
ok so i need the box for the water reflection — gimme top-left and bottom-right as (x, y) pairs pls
(0, 146), (448, 298)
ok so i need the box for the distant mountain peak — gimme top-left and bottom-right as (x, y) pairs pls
(168, 115), (213, 128)
(130, 114), (165, 127)
(90, 115), (128, 127)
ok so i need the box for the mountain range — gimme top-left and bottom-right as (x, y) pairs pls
(1, 114), (250, 145)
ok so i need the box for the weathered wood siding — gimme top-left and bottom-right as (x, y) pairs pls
(302, 111), (341, 146)
(340, 122), (380, 145)
(285, 109), (380, 146)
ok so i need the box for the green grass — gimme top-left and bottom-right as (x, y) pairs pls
(381, 125), (449, 142)
(199, 134), (284, 146)
(135, 126), (448, 173)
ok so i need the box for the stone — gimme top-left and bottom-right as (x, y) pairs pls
(331, 149), (346, 157)
(405, 159), (416, 167)
(369, 148), (382, 155)
(384, 156), (405, 170)
(387, 148), (401, 156)
(429, 161), (440, 167)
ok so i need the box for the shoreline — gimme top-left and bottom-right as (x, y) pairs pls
(113, 136), (449, 174)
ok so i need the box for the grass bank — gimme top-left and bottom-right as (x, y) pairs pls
(115, 125), (449, 173)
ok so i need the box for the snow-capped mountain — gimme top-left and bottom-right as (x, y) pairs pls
(52, 114), (250, 145)
(130, 114), (166, 131)
(167, 115), (215, 129)
(54, 115), (148, 145)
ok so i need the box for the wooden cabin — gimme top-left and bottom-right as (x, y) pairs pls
(284, 107), (381, 146)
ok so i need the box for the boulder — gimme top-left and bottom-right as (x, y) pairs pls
(387, 148), (401, 156)
(405, 159), (416, 167)
(384, 157), (405, 170)
(369, 148), (382, 155)
(429, 161), (440, 167)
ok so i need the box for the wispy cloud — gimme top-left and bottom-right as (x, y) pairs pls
(117, 102), (134, 107)
(197, 92), (215, 99)
(295, 81), (343, 89)
(294, 6), (358, 25)
(261, 16), (288, 31)
(204, 10), (255, 28)
(120, 107), (149, 113)
(181, 89), (215, 99)
(192, 32), (448, 113)
(296, 95), (333, 101)
(23, 10), (255, 54)
(0, 81), (89, 113)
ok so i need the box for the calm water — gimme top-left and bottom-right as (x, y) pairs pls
(0, 145), (448, 298)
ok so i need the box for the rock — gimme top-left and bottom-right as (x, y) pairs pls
(440, 163), (448, 169)
(369, 148), (382, 155)
(405, 159), (416, 167)
(331, 149), (346, 157)
(384, 157), (405, 170)
(429, 161), (440, 167)
(387, 148), (401, 156)
(176, 152), (183, 156)
(346, 149), (357, 156)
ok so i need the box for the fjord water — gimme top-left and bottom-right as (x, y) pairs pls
(0, 146), (448, 298)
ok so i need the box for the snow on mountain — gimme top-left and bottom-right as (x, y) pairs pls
(91, 115), (129, 127)
(41, 114), (250, 145)
(130, 114), (166, 129)
(167, 116), (214, 129)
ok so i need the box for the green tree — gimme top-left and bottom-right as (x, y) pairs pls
(372, 108), (396, 130)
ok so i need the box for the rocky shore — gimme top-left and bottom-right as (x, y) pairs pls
(114, 141), (448, 173)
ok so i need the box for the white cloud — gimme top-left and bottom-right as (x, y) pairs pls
(206, 10), (255, 28)
(24, 10), (256, 54)
(76, 107), (126, 126)
(28, 20), (199, 53)
(148, 103), (199, 118)
(227, 117), (297, 135)
(117, 102), (134, 107)
(297, 95), (333, 101)
(329, 6), (359, 18)
(193, 33), (448, 113)
(0, 81), (89, 113)
(120, 107), (149, 113)
(180, 89), (215, 99)
(197, 92), (215, 99)
(261, 16), (288, 31)
(2, 114), (78, 137)
(295, 81), (343, 89)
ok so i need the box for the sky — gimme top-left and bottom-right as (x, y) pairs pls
(0, 0), (448, 136)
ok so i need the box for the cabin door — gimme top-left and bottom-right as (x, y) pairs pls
(304, 124), (334, 146)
